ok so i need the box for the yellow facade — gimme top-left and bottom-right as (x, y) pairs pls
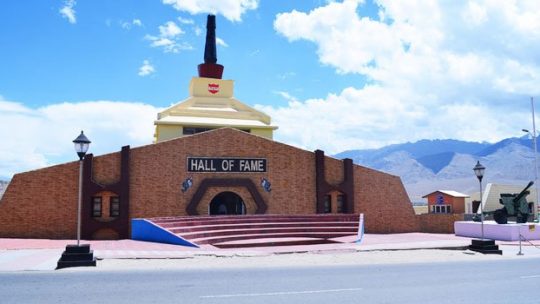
(154, 77), (278, 143)
(154, 125), (183, 143)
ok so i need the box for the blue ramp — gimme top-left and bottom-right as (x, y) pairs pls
(131, 219), (199, 248)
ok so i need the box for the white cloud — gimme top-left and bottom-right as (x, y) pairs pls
(162, 0), (258, 22)
(216, 37), (228, 47)
(178, 17), (194, 24)
(160, 21), (184, 37)
(121, 19), (143, 29)
(273, 91), (297, 102)
(138, 60), (155, 76)
(59, 0), (77, 24)
(277, 71), (296, 80)
(0, 99), (160, 179)
(145, 21), (193, 53)
(269, 0), (540, 153)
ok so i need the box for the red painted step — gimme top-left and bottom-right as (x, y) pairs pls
(141, 214), (360, 248)
(190, 232), (356, 245)
(167, 221), (358, 234)
(213, 237), (339, 249)
(151, 214), (359, 225)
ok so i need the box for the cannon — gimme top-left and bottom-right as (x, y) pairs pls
(473, 181), (534, 224)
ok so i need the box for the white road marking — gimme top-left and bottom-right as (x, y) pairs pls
(520, 275), (540, 279)
(200, 287), (363, 298)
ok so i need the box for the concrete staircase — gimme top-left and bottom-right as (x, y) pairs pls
(134, 214), (360, 248)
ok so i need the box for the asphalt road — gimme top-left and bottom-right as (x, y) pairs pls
(1, 257), (540, 304)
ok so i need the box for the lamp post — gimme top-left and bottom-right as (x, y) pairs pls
(57, 131), (96, 269)
(473, 161), (485, 240)
(521, 97), (539, 221)
(469, 161), (502, 254)
(73, 131), (91, 246)
(523, 127), (539, 222)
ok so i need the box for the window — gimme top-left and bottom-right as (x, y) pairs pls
(92, 197), (102, 217)
(183, 127), (251, 135)
(110, 197), (120, 217)
(183, 127), (213, 135)
(432, 204), (452, 214)
(323, 195), (331, 213)
(337, 195), (345, 213)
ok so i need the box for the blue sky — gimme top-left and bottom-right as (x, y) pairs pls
(1, 0), (540, 180)
(1, 1), (368, 107)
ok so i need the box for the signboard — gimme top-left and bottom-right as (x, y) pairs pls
(187, 157), (266, 173)
(208, 83), (219, 94)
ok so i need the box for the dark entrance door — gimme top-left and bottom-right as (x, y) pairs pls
(209, 191), (246, 215)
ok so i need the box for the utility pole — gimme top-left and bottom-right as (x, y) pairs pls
(531, 97), (539, 222)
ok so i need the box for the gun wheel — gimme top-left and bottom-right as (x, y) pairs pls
(493, 208), (508, 224)
(517, 213), (528, 224)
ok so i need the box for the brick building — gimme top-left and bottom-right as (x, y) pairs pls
(422, 190), (469, 214)
(0, 128), (426, 239)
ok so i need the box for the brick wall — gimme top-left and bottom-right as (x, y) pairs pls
(354, 166), (420, 233)
(0, 162), (79, 238)
(418, 213), (464, 233)
(0, 128), (437, 238)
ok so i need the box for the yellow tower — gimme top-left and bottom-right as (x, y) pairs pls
(154, 15), (277, 143)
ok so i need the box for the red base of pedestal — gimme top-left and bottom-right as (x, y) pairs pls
(198, 63), (223, 79)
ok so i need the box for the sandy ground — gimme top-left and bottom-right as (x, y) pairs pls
(86, 246), (539, 272)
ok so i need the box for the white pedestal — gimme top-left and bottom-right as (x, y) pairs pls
(454, 221), (540, 241)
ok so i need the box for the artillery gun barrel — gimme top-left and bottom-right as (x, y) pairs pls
(513, 181), (534, 203)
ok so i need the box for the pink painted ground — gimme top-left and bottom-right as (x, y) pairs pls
(0, 233), (466, 250)
(1, 233), (537, 253)
(0, 238), (214, 251)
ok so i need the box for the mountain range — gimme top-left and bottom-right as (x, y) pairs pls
(335, 136), (540, 202)
(0, 180), (8, 200)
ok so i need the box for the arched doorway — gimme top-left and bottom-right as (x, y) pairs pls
(209, 191), (246, 215)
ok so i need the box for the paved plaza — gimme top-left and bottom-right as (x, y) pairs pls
(1, 233), (540, 271)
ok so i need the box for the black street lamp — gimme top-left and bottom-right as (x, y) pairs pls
(468, 161), (501, 254)
(57, 131), (96, 269)
(73, 131), (91, 245)
(73, 131), (91, 161)
(473, 161), (485, 240)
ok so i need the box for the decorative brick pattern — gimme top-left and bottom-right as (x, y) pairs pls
(187, 178), (265, 215)
(81, 146), (130, 240)
(315, 150), (354, 214)
(196, 186), (256, 215)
